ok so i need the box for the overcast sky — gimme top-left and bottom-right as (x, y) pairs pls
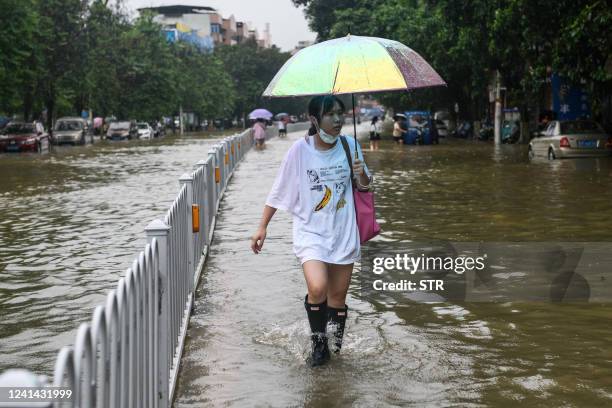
(124, 0), (316, 51)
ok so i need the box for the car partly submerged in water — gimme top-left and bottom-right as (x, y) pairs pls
(52, 117), (93, 145)
(528, 119), (612, 160)
(106, 121), (137, 141)
(0, 121), (50, 153)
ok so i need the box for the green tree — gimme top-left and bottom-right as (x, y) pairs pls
(0, 0), (39, 117)
(115, 14), (178, 120)
(82, 0), (128, 118)
(172, 41), (236, 124)
(215, 39), (292, 122)
(35, 0), (88, 129)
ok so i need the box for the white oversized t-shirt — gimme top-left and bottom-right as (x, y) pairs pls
(265, 135), (370, 265)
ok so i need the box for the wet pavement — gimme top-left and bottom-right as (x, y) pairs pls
(174, 127), (612, 407)
(1, 124), (611, 407)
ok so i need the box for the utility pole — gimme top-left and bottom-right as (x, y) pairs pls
(179, 104), (184, 135)
(494, 70), (502, 145)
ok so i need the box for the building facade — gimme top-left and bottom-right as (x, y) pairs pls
(138, 4), (271, 50)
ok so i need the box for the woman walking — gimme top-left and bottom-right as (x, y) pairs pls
(369, 116), (382, 150)
(253, 118), (267, 150)
(250, 95), (372, 367)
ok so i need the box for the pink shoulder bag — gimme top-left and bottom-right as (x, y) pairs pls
(339, 136), (381, 243)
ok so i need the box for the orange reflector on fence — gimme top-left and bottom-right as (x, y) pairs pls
(225, 152), (229, 164)
(215, 167), (220, 183)
(192, 204), (200, 233)
(231, 144), (235, 154)
(238, 142), (241, 149)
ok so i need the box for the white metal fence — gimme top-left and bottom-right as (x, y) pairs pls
(0, 126), (281, 408)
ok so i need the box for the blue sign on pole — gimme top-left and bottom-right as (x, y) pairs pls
(81, 110), (89, 119)
(551, 73), (590, 120)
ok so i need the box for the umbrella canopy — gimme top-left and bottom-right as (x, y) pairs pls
(275, 112), (289, 119)
(263, 35), (445, 97)
(248, 108), (273, 120)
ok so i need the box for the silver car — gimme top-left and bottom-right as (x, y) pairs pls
(528, 120), (612, 160)
(53, 117), (92, 145)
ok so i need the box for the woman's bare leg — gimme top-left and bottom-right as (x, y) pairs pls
(327, 263), (353, 308)
(302, 260), (328, 303)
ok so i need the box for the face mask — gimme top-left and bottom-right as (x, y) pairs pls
(312, 116), (339, 144)
(319, 127), (339, 144)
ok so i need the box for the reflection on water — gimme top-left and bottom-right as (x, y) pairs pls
(0, 133), (230, 373)
(2, 127), (611, 406)
(175, 129), (612, 407)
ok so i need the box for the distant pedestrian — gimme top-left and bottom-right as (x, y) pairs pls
(369, 116), (382, 150)
(393, 115), (407, 145)
(278, 118), (287, 138)
(253, 118), (267, 150)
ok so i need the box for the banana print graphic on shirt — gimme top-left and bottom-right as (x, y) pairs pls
(314, 185), (332, 211)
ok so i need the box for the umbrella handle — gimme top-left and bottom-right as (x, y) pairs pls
(351, 93), (358, 160)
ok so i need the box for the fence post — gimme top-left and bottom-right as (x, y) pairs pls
(145, 220), (170, 408)
(179, 173), (195, 297)
(196, 160), (209, 247)
(207, 148), (219, 212)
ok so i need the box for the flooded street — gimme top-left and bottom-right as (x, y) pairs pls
(1, 126), (611, 406)
(0, 133), (229, 373)
(175, 126), (612, 407)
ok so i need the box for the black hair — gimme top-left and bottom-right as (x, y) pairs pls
(371, 116), (378, 124)
(307, 95), (346, 135)
(256, 118), (265, 123)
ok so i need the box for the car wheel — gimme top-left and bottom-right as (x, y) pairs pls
(548, 148), (556, 160)
(528, 147), (534, 160)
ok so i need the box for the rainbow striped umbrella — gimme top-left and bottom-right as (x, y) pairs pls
(263, 35), (445, 97)
(262, 35), (445, 151)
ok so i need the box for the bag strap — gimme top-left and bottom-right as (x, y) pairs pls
(339, 136), (355, 181)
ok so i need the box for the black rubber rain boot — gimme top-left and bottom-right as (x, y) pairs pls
(327, 304), (348, 354)
(304, 294), (330, 367)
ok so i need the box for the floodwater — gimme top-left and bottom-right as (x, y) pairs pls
(174, 125), (612, 407)
(0, 132), (231, 373)
(1, 125), (611, 406)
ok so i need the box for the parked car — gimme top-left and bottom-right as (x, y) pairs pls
(52, 117), (92, 145)
(528, 120), (612, 160)
(106, 121), (137, 140)
(137, 122), (153, 139)
(0, 121), (50, 153)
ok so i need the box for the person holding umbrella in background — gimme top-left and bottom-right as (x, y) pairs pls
(249, 108), (273, 150)
(252, 118), (267, 150)
(250, 34), (445, 367)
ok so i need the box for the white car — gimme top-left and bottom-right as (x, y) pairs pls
(528, 120), (612, 160)
(137, 122), (153, 139)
